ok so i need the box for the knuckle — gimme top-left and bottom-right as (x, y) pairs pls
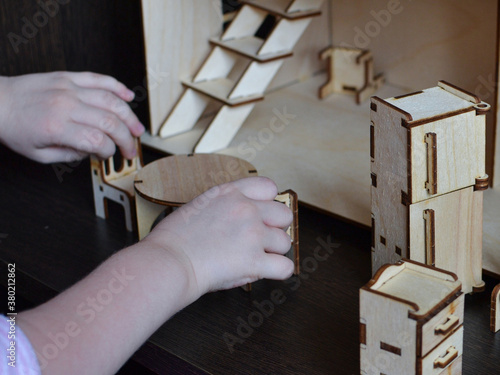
(99, 114), (119, 133)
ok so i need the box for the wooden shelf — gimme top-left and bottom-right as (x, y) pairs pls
(241, 0), (321, 19)
(182, 78), (264, 106)
(209, 36), (293, 62)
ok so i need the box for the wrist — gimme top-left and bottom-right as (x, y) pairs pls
(0, 76), (12, 144)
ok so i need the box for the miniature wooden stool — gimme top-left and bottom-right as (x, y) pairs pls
(360, 259), (464, 375)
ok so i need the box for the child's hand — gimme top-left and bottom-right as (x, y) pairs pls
(143, 177), (295, 299)
(0, 71), (144, 163)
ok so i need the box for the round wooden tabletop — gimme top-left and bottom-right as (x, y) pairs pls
(134, 154), (258, 205)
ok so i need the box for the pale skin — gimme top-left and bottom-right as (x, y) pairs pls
(0, 72), (294, 374)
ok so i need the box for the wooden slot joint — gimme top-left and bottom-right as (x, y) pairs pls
(370, 172), (377, 187)
(433, 346), (458, 369)
(380, 341), (401, 356)
(275, 190), (299, 275)
(425, 132), (437, 195)
(370, 122), (375, 160)
(423, 209), (436, 267)
(360, 322), (367, 345)
(434, 315), (459, 335)
(474, 175), (489, 191)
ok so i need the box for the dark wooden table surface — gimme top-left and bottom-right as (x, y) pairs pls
(0, 145), (499, 375)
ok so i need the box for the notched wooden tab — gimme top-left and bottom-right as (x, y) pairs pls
(360, 322), (367, 345)
(474, 175), (489, 191)
(275, 189), (299, 275)
(474, 101), (491, 115)
(423, 209), (436, 267)
(425, 133), (438, 195)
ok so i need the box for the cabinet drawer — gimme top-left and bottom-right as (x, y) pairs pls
(419, 294), (464, 357)
(419, 326), (463, 375)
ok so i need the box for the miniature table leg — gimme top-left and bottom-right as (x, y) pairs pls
(135, 193), (169, 240)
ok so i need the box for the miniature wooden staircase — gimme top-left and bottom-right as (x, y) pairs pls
(158, 0), (323, 153)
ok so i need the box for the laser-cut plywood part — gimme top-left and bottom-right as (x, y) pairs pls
(157, 0), (323, 153)
(90, 139), (143, 232)
(360, 260), (464, 375)
(491, 283), (500, 333)
(370, 81), (490, 294)
(319, 46), (384, 103)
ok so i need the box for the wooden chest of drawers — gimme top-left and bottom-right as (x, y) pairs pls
(360, 260), (464, 375)
(370, 81), (489, 294)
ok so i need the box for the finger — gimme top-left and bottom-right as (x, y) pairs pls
(77, 89), (144, 137)
(69, 72), (135, 102)
(70, 104), (136, 159)
(230, 177), (278, 201)
(263, 227), (292, 255)
(30, 147), (87, 164)
(46, 122), (116, 159)
(255, 200), (293, 228)
(259, 253), (294, 280)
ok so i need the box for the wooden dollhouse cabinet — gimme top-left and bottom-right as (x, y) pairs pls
(360, 260), (464, 375)
(370, 81), (490, 294)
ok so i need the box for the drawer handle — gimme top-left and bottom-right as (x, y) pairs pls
(435, 315), (459, 335)
(433, 346), (458, 369)
(423, 209), (436, 267)
(425, 132), (437, 195)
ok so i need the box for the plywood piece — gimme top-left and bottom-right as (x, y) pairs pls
(159, 89), (210, 138)
(195, 104), (255, 154)
(193, 46), (238, 83)
(141, 0), (222, 136)
(241, 0), (321, 19)
(287, 0), (324, 13)
(258, 18), (312, 56)
(491, 284), (500, 332)
(182, 78), (264, 106)
(409, 110), (485, 203)
(409, 187), (484, 294)
(229, 60), (283, 99)
(220, 4), (267, 41)
(209, 36), (293, 62)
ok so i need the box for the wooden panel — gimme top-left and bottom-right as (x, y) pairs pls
(141, 0), (222, 136)
(359, 289), (417, 375)
(370, 96), (411, 274)
(420, 295), (464, 357)
(410, 111), (485, 203)
(220, 4), (266, 41)
(409, 187), (484, 294)
(419, 326), (463, 375)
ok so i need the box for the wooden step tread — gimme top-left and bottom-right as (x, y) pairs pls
(182, 78), (264, 106)
(209, 36), (293, 62)
(240, 0), (321, 19)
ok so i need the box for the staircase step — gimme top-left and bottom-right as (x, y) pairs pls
(182, 78), (264, 106)
(241, 0), (321, 19)
(209, 36), (293, 62)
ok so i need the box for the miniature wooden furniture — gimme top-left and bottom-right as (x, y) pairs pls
(157, 0), (323, 153)
(370, 81), (490, 294)
(360, 259), (464, 375)
(318, 47), (384, 103)
(90, 139), (143, 232)
(133, 154), (299, 288)
(491, 283), (500, 333)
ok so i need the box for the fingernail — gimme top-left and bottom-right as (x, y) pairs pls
(126, 89), (135, 101)
(135, 122), (146, 135)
